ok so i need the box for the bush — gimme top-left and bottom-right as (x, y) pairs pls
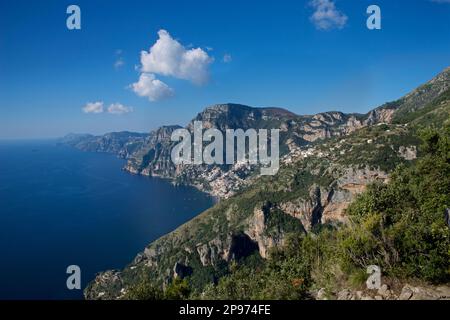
(164, 278), (191, 300)
(202, 241), (311, 300)
(342, 122), (450, 283)
(125, 279), (163, 300)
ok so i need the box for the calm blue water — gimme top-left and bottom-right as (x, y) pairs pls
(0, 140), (214, 300)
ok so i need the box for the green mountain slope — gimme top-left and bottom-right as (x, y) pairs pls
(83, 67), (450, 300)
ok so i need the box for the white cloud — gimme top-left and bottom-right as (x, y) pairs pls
(223, 54), (232, 63)
(131, 73), (174, 101)
(83, 101), (133, 115)
(114, 58), (124, 69)
(82, 101), (104, 114)
(310, 0), (348, 30)
(107, 103), (133, 114)
(139, 29), (214, 85)
(114, 49), (125, 69)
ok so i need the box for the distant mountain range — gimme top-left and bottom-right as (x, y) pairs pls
(63, 67), (450, 300)
(65, 67), (449, 199)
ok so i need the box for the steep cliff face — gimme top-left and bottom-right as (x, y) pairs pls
(364, 108), (396, 125)
(277, 167), (389, 232)
(124, 125), (181, 176)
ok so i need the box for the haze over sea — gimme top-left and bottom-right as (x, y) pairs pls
(0, 140), (214, 299)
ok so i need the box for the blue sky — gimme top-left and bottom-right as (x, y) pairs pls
(1, 0), (450, 139)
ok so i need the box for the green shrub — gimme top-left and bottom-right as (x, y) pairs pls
(342, 122), (450, 283)
(164, 278), (191, 300)
(125, 279), (163, 300)
(202, 240), (311, 300)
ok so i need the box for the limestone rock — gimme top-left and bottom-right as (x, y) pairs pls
(378, 284), (391, 298)
(173, 262), (192, 279)
(317, 288), (328, 300)
(337, 289), (353, 300)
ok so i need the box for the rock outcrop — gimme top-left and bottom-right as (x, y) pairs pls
(320, 284), (450, 301)
(245, 204), (290, 258)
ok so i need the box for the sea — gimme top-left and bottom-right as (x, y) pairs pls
(0, 140), (214, 300)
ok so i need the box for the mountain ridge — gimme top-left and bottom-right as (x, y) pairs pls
(67, 67), (450, 199)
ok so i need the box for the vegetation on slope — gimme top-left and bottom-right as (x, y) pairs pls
(84, 68), (450, 300)
(199, 122), (450, 299)
(121, 122), (449, 300)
